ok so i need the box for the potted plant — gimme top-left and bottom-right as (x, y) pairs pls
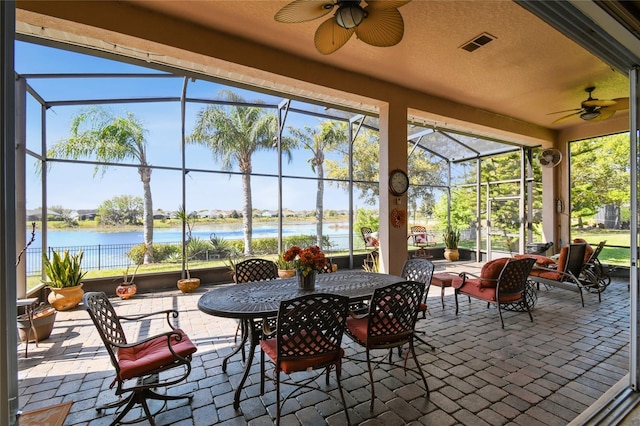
(16, 223), (57, 344)
(115, 263), (140, 300)
(43, 249), (87, 310)
(176, 206), (201, 293)
(275, 252), (296, 278)
(443, 225), (460, 262)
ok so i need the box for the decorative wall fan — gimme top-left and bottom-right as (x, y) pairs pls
(549, 87), (629, 124)
(538, 148), (562, 168)
(274, 0), (411, 55)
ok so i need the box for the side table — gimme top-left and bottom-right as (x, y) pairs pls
(17, 298), (38, 357)
(431, 272), (458, 308)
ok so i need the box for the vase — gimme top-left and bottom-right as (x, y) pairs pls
(47, 283), (84, 311)
(278, 269), (296, 278)
(116, 283), (137, 300)
(296, 270), (316, 291)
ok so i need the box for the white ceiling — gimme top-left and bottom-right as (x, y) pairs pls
(14, 1), (635, 136)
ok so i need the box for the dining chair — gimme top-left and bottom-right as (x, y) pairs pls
(232, 258), (278, 363)
(260, 293), (351, 425)
(345, 280), (429, 411)
(400, 258), (435, 350)
(83, 291), (197, 426)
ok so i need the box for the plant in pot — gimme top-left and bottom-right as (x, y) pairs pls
(42, 249), (87, 311)
(275, 252), (296, 278)
(17, 223), (57, 344)
(115, 262), (140, 300)
(176, 206), (201, 293)
(443, 225), (460, 262)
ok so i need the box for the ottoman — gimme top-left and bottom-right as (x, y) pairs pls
(431, 272), (458, 308)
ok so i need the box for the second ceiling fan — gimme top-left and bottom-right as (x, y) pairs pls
(549, 87), (629, 124)
(274, 0), (411, 55)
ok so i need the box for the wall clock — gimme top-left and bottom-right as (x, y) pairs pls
(389, 169), (409, 196)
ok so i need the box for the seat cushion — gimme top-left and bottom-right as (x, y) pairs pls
(260, 336), (343, 374)
(479, 258), (509, 288)
(514, 253), (557, 267)
(414, 233), (427, 244)
(117, 329), (197, 381)
(457, 279), (522, 303)
(529, 268), (562, 281)
(346, 315), (408, 346)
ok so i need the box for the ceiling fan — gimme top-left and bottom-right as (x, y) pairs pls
(549, 87), (630, 124)
(274, 0), (411, 55)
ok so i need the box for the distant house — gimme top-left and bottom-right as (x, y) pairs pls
(77, 209), (97, 220)
(153, 210), (168, 220)
(26, 209), (42, 221)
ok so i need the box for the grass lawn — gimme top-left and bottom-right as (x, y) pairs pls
(572, 229), (630, 267)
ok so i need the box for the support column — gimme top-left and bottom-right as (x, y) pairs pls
(378, 101), (408, 275)
(1, 2), (20, 425)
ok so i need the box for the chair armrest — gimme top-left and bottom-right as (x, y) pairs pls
(120, 309), (179, 330)
(453, 271), (480, 289)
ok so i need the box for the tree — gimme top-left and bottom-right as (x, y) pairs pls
(97, 195), (143, 226)
(188, 90), (282, 256)
(48, 205), (77, 226)
(571, 134), (630, 229)
(49, 107), (155, 263)
(288, 120), (348, 247)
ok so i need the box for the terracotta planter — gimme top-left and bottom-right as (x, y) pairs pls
(116, 283), (137, 300)
(177, 277), (201, 293)
(17, 308), (56, 342)
(47, 283), (84, 311)
(444, 248), (460, 262)
(278, 269), (296, 278)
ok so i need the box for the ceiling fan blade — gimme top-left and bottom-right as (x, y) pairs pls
(552, 111), (581, 124)
(590, 109), (616, 121)
(275, 0), (335, 23)
(582, 99), (617, 108)
(314, 17), (354, 54)
(546, 108), (582, 115)
(357, 7), (404, 47)
(365, 0), (411, 10)
(605, 97), (630, 111)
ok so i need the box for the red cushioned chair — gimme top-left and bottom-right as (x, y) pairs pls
(260, 293), (351, 425)
(345, 280), (429, 411)
(83, 292), (197, 426)
(454, 257), (536, 328)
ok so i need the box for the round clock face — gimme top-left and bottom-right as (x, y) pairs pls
(389, 169), (409, 196)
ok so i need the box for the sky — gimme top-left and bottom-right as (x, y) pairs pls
(16, 41), (374, 214)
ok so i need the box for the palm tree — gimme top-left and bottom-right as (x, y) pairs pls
(188, 90), (280, 256)
(48, 106), (155, 263)
(288, 121), (347, 247)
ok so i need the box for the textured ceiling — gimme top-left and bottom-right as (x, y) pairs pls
(122, 0), (630, 131)
(14, 0), (634, 137)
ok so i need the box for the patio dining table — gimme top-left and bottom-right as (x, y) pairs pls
(197, 270), (404, 409)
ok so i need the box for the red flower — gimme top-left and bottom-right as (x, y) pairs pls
(283, 245), (327, 275)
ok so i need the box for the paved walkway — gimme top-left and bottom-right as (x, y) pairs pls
(17, 263), (629, 425)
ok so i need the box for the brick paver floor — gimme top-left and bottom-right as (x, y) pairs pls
(17, 265), (629, 425)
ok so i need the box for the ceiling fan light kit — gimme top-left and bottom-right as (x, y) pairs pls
(335, 3), (367, 29)
(275, 0), (411, 54)
(580, 110), (600, 120)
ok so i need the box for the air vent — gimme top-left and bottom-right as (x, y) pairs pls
(460, 32), (496, 52)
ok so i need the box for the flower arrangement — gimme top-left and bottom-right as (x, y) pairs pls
(283, 245), (327, 277)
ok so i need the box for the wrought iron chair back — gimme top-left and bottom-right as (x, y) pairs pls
(345, 280), (429, 410)
(400, 258), (435, 350)
(235, 258), (278, 283)
(260, 293), (351, 425)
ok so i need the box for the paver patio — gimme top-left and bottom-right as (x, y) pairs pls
(17, 262), (629, 425)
